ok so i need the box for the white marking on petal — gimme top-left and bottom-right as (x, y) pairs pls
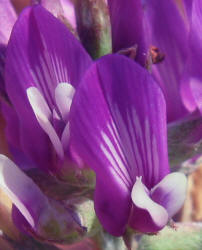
(100, 130), (131, 187)
(145, 118), (153, 182)
(27, 87), (64, 159)
(131, 176), (168, 228)
(0, 155), (49, 228)
(55, 83), (75, 121)
(112, 105), (135, 180)
(151, 172), (187, 218)
(126, 109), (143, 178)
(107, 122), (129, 172)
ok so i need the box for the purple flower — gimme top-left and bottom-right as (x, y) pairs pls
(3, 5), (92, 173)
(0, 1), (189, 242)
(142, 0), (190, 122)
(70, 54), (187, 236)
(143, 0), (202, 162)
(0, 154), (89, 242)
(107, 0), (200, 123)
(0, 6), (99, 242)
(107, 0), (202, 165)
(107, 0), (146, 65)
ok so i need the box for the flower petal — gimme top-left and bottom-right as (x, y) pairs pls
(151, 172), (187, 219)
(0, 155), (49, 229)
(0, 0), (17, 98)
(40, 0), (77, 30)
(70, 54), (169, 235)
(143, 0), (189, 122)
(55, 82), (75, 122)
(181, 0), (202, 114)
(0, 0), (17, 45)
(94, 175), (131, 236)
(27, 87), (64, 159)
(5, 6), (91, 171)
(129, 177), (168, 233)
(107, 0), (146, 64)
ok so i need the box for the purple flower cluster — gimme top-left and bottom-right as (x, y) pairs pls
(0, 0), (201, 244)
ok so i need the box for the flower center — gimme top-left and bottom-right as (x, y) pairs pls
(26, 83), (75, 159)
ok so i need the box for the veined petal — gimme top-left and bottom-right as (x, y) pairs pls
(107, 0), (146, 64)
(6, 5), (91, 106)
(0, 155), (49, 229)
(5, 6), (91, 171)
(129, 177), (168, 233)
(143, 0), (189, 122)
(70, 54), (169, 235)
(151, 172), (187, 219)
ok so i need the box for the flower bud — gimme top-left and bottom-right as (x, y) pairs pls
(74, 0), (112, 58)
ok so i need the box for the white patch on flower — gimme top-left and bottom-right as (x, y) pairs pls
(126, 109), (143, 178)
(27, 87), (64, 159)
(26, 82), (75, 159)
(103, 103), (160, 186)
(131, 108), (147, 172)
(131, 174), (168, 228)
(112, 105), (135, 180)
(55, 83), (75, 121)
(107, 122), (128, 170)
(0, 155), (49, 229)
(100, 130), (131, 187)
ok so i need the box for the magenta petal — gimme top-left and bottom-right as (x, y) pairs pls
(108, 0), (146, 64)
(70, 54), (169, 235)
(180, 73), (197, 113)
(0, 0), (17, 45)
(181, 0), (202, 114)
(182, 0), (193, 21)
(151, 172), (187, 219)
(5, 6), (91, 171)
(144, 0), (189, 122)
(1, 102), (36, 170)
(0, 0), (17, 98)
(129, 177), (168, 233)
(12, 205), (32, 235)
(94, 176), (131, 236)
(0, 155), (49, 229)
(40, 0), (76, 29)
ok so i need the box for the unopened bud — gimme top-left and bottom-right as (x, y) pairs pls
(74, 0), (112, 58)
